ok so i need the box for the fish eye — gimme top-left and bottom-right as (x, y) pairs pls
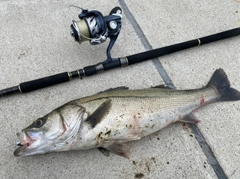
(35, 119), (43, 127)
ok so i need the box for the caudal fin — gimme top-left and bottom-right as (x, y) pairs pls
(207, 68), (240, 101)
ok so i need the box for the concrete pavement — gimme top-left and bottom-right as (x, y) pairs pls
(0, 0), (239, 178)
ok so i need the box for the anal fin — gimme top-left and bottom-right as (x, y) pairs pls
(180, 113), (200, 124)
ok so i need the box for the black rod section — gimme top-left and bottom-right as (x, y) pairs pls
(1, 28), (240, 97)
(127, 27), (240, 64)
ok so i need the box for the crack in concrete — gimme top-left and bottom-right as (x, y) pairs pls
(118, 0), (174, 88)
(119, 0), (227, 178)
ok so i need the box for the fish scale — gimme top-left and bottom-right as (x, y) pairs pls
(76, 87), (216, 145)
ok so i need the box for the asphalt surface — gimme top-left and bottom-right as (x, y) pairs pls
(0, 0), (240, 178)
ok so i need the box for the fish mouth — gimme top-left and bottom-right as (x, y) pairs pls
(14, 144), (28, 156)
(14, 131), (34, 156)
(14, 142), (31, 156)
(16, 140), (31, 148)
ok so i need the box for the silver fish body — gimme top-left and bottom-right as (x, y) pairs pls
(14, 69), (240, 157)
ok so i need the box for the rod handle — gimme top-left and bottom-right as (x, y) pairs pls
(19, 72), (70, 93)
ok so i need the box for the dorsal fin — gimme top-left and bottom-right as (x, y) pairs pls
(86, 99), (112, 128)
(151, 84), (175, 89)
(98, 86), (129, 94)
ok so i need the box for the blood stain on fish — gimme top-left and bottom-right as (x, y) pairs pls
(182, 123), (189, 130)
(200, 96), (205, 105)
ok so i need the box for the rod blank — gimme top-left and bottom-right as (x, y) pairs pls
(127, 28), (240, 64)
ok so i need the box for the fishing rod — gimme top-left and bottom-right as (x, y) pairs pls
(1, 6), (240, 97)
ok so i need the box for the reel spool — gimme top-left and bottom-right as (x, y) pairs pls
(70, 6), (122, 62)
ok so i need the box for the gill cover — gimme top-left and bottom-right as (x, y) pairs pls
(14, 103), (87, 156)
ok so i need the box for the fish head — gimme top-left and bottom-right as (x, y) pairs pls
(14, 104), (87, 156)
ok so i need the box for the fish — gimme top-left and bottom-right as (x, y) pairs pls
(14, 69), (240, 158)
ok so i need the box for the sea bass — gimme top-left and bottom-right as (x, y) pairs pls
(14, 69), (240, 158)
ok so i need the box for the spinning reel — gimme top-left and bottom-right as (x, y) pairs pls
(70, 6), (122, 63)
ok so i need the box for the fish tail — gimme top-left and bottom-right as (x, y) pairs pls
(207, 68), (240, 101)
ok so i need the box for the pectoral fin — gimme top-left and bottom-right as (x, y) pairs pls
(86, 99), (112, 128)
(180, 113), (200, 124)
